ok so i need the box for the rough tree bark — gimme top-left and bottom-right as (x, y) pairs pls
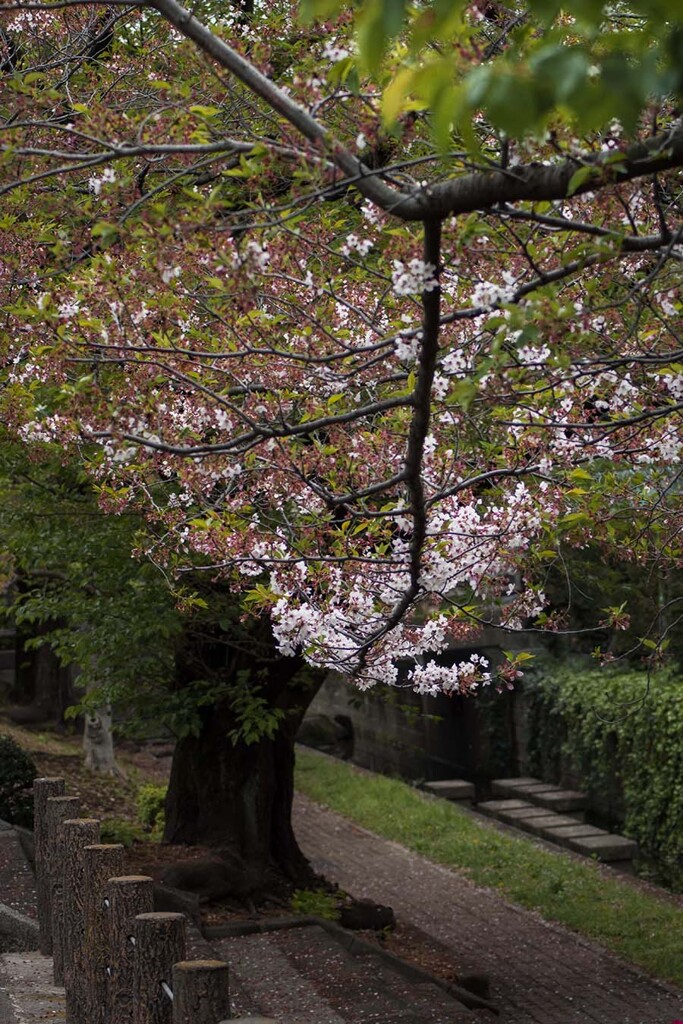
(164, 622), (322, 891)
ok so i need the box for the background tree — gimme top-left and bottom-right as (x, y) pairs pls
(0, 434), (322, 881)
(2, 0), (683, 881)
(0, 435), (182, 772)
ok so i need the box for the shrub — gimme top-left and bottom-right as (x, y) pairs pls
(101, 818), (146, 847)
(136, 783), (167, 836)
(0, 735), (37, 828)
(524, 663), (683, 889)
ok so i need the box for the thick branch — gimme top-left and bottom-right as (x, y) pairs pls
(404, 219), (442, 591)
(89, 393), (414, 457)
(5, 0), (683, 220)
(356, 219), (442, 667)
(425, 130), (683, 219)
(147, 0), (683, 221)
(146, 0), (403, 213)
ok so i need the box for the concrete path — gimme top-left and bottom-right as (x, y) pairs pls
(294, 793), (683, 1024)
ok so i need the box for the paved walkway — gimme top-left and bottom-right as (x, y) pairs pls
(1, 791), (682, 1023)
(294, 793), (683, 1024)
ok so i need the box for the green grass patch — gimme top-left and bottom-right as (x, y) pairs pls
(295, 749), (683, 986)
(291, 888), (340, 921)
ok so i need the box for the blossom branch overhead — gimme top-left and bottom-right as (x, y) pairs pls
(3, 0), (683, 689)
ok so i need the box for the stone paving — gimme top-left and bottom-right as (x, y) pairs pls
(0, 833), (36, 924)
(215, 925), (480, 1023)
(294, 793), (683, 1024)
(1, 790), (683, 1023)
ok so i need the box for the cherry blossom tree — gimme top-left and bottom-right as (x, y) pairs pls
(2, 0), (683, 878)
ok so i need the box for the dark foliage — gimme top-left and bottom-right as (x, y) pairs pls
(0, 734), (37, 828)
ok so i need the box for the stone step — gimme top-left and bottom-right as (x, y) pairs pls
(476, 798), (637, 865)
(522, 813), (587, 836)
(422, 779), (475, 802)
(477, 799), (533, 818)
(494, 803), (558, 827)
(214, 924), (480, 1022)
(533, 789), (587, 813)
(490, 777), (587, 812)
(491, 778), (544, 802)
(539, 823), (606, 849)
(565, 833), (638, 862)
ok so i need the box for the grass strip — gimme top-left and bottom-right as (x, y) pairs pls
(294, 748), (683, 986)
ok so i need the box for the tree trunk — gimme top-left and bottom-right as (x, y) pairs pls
(13, 618), (78, 727)
(83, 703), (122, 775)
(13, 621), (64, 721)
(164, 640), (322, 890)
(80, 665), (123, 776)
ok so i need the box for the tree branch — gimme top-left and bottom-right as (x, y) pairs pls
(355, 219), (442, 668)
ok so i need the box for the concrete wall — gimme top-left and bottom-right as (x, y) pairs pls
(303, 639), (515, 785)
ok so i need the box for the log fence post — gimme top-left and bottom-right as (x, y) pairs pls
(44, 794), (81, 984)
(171, 960), (231, 1024)
(33, 776), (65, 954)
(106, 875), (154, 1024)
(81, 844), (125, 1024)
(133, 912), (186, 1024)
(61, 818), (100, 1024)
(37, 789), (240, 1024)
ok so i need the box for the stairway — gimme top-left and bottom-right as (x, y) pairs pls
(424, 776), (638, 867)
(213, 923), (493, 1022)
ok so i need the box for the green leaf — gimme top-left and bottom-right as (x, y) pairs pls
(189, 104), (220, 117)
(567, 165), (598, 196)
(357, 0), (407, 71)
(91, 221), (119, 247)
(299, 0), (341, 22)
(530, 45), (589, 103)
(382, 66), (417, 126)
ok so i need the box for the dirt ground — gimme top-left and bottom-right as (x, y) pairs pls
(1, 717), (462, 983)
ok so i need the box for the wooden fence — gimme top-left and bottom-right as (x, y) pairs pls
(33, 776), (274, 1024)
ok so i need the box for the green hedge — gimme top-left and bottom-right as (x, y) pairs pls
(524, 664), (683, 889)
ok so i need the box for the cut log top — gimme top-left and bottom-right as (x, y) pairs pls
(109, 875), (155, 883)
(174, 960), (230, 971)
(83, 843), (126, 852)
(136, 912), (187, 922)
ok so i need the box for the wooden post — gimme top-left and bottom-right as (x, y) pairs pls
(62, 818), (100, 1024)
(81, 844), (125, 1024)
(171, 961), (231, 1024)
(106, 875), (154, 1024)
(45, 795), (81, 985)
(33, 777), (65, 954)
(133, 912), (186, 1024)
